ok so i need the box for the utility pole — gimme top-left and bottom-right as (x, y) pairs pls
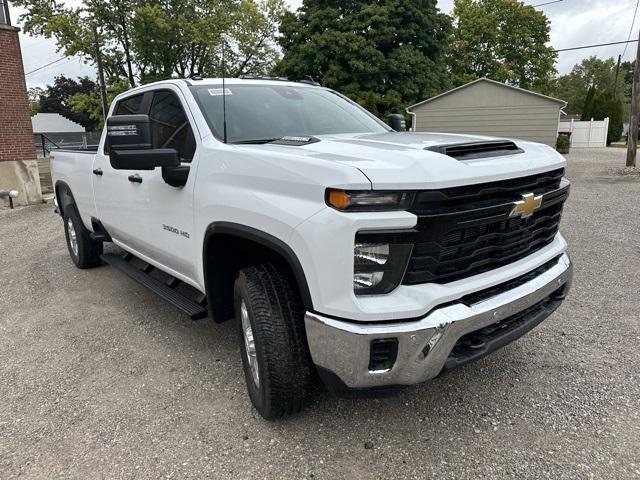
(614, 54), (622, 96)
(92, 23), (109, 121)
(627, 29), (640, 167)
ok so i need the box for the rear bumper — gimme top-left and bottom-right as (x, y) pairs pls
(304, 253), (572, 390)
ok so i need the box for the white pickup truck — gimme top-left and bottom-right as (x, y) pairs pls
(51, 77), (572, 419)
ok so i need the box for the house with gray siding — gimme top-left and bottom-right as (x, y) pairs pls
(407, 78), (566, 147)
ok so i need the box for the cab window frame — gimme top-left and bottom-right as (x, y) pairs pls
(103, 92), (152, 155)
(147, 89), (197, 163)
(103, 89), (197, 161)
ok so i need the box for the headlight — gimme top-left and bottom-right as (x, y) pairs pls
(326, 189), (414, 212)
(354, 242), (412, 295)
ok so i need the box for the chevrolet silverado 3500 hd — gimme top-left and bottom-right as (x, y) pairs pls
(51, 78), (572, 419)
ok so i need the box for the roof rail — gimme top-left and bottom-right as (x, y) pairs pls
(239, 74), (290, 82)
(299, 76), (320, 86)
(238, 74), (321, 87)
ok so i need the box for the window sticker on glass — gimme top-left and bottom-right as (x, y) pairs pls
(208, 88), (233, 96)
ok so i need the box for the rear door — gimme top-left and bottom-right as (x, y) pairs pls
(93, 86), (200, 284)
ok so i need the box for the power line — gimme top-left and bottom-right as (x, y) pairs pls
(622, 0), (640, 59)
(532, 0), (563, 7)
(25, 56), (67, 76)
(554, 39), (639, 53)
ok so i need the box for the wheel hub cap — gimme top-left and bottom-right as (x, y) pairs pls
(241, 300), (259, 388)
(67, 217), (78, 257)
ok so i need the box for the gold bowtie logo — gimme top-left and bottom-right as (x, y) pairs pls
(510, 193), (543, 219)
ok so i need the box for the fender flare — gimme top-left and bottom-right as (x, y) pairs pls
(54, 181), (76, 217)
(202, 222), (314, 311)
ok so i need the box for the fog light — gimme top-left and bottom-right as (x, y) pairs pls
(355, 243), (389, 266)
(353, 241), (413, 295)
(354, 271), (385, 290)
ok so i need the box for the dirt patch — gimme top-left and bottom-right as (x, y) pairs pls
(607, 166), (640, 177)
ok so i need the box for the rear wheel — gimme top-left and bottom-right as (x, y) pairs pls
(234, 263), (313, 419)
(63, 205), (103, 269)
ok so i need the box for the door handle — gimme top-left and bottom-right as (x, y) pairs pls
(128, 174), (143, 184)
(92, 168), (103, 176)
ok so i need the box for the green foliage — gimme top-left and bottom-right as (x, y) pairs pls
(549, 57), (630, 116)
(13, 0), (285, 87)
(67, 80), (130, 130)
(449, 0), (557, 90)
(581, 86), (595, 121)
(275, 0), (452, 119)
(27, 87), (44, 115)
(556, 134), (570, 150)
(37, 76), (100, 130)
(607, 96), (624, 145)
(588, 92), (610, 122)
(581, 90), (624, 145)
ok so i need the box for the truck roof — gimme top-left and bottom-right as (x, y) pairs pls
(130, 77), (320, 91)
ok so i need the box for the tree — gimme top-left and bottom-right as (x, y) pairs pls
(581, 90), (624, 145)
(550, 57), (628, 115)
(37, 75), (101, 131)
(275, 0), (452, 119)
(27, 87), (45, 115)
(606, 95), (624, 145)
(581, 86), (596, 121)
(13, 0), (285, 87)
(67, 80), (130, 130)
(449, 0), (557, 90)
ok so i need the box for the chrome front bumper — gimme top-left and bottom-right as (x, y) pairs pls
(305, 253), (572, 390)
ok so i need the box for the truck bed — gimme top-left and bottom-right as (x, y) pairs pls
(50, 149), (98, 230)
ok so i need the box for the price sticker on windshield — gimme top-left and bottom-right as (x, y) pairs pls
(208, 88), (233, 96)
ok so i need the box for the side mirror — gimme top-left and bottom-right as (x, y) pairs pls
(107, 114), (180, 170)
(388, 114), (407, 132)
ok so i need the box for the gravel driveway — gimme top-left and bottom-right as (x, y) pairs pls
(1, 148), (639, 479)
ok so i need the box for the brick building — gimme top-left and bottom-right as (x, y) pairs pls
(0, 0), (42, 206)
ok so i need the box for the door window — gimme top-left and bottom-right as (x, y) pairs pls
(114, 94), (145, 115)
(149, 91), (196, 162)
(105, 93), (147, 154)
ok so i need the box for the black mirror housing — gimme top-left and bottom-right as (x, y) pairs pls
(107, 114), (180, 170)
(107, 114), (152, 151)
(388, 114), (407, 132)
(110, 149), (181, 170)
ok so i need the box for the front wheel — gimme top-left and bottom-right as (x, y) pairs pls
(63, 205), (103, 269)
(234, 264), (314, 419)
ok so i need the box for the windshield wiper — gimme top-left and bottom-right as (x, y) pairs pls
(232, 136), (320, 146)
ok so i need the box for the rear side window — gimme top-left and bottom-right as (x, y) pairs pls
(149, 91), (196, 162)
(114, 94), (144, 115)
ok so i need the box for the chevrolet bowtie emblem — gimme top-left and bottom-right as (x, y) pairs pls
(510, 193), (543, 219)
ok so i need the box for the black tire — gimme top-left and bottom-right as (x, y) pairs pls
(234, 263), (314, 419)
(63, 205), (103, 269)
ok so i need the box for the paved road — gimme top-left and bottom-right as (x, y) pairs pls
(1, 149), (639, 479)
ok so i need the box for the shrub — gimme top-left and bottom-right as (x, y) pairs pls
(556, 134), (571, 152)
(606, 96), (624, 145)
(581, 89), (625, 145)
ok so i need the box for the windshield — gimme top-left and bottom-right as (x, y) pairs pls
(190, 84), (389, 143)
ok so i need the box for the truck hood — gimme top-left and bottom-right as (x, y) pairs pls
(239, 132), (566, 190)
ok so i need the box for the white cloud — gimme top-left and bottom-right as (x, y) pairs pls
(17, 0), (640, 88)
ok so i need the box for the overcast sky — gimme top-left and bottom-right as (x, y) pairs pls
(14, 0), (640, 89)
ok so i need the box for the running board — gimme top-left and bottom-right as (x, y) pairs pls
(101, 253), (208, 320)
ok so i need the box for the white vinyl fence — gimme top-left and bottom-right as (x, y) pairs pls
(558, 118), (609, 148)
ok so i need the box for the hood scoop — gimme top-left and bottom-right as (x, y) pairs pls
(426, 140), (524, 161)
(270, 136), (320, 146)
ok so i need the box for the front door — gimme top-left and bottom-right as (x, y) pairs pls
(92, 87), (200, 284)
